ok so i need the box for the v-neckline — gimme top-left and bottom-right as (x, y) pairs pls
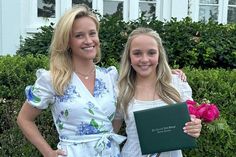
(73, 69), (97, 98)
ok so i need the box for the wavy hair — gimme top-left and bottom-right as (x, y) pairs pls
(49, 4), (101, 95)
(118, 27), (181, 117)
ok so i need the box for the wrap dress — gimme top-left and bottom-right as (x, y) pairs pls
(25, 66), (126, 157)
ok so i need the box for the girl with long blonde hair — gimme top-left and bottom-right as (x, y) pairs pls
(113, 27), (202, 157)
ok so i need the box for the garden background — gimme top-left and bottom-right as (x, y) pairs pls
(0, 15), (235, 156)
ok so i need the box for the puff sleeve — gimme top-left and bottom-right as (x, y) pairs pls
(107, 66), (119, 85)
(25, 69), (55, 109)
(106, 66), (124, 120)
(107, 66), (119, 95)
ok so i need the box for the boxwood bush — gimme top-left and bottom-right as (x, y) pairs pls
(3, 12), (236, 157)
(0, 55), (235, 156)
(0, 55), (57, 157)
(16, 16), (236, 69)
(183, 68), (236, 156)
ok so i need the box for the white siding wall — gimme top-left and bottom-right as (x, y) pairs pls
(3, 0), (230, 56)
(0, 0), (2, 55)
(162, 0), (172, 21)
(0, 1), (21, 55)
(172, 0), (188, 20)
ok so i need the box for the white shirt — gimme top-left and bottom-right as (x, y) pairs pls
(115, 75), (193, 157)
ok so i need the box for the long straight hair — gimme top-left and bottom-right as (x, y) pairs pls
(49, 4), (101, 95)
(118, 27), (181, 117)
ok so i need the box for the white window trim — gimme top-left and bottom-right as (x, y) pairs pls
(98, 0), (128, 21)
(156, 0), (162, 20)
(25, 0), (62, 33)
(221, 0), (229, 24)
(129, 0), (139, 20)
(162, 0), (172, 21)
(138, 0), (157, 17)
(23, 0), (170, 34)
(189, 0), (232, 24)
(22, 0), (235, 36)
(129, 0), (162, 21)
(23, 0), (193, 35)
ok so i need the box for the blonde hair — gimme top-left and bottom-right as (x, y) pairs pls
(49, 4), (101, 95)
(118, 27), (181, 117)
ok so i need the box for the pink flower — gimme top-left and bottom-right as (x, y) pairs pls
(210, 104), (220, 119)
(201, 107), (216, 123)
(186, 100), (197, 106)
(186, 100), (200, 118)
(197, 103), (209, 118)
(186, 100), (220, 123)
(187, 105), (199, 118)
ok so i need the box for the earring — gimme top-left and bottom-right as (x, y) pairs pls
(67, 47), (72, 54)
(67, 47), (71, 52)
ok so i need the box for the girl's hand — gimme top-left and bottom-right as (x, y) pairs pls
(171, 69), (187, 82)
(183, 115), (202, 138)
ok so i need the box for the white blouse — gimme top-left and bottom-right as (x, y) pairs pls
(115, 75), (193, 157)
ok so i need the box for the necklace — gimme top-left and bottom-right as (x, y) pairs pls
(76, 66), (95, 80)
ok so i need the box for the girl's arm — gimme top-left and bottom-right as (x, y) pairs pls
(112, 119), (123, 133)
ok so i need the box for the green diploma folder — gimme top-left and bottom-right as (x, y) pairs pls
(133, 102), (197, 155)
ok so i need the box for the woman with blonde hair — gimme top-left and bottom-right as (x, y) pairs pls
(17, 4), (125, 157)
(113, 27), (202, 157)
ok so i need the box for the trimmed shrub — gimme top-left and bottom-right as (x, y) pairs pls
(0, 55), (55, 157)
(0, 55), (235, 156)
(16, 16), (236, 69)
(183, 68), (236, 156)
(16, 23), (54, 56)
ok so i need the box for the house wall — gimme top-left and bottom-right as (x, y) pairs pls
(172, 0), (188, 20)
(0, 1), (21, 55)
(0, 0), (189, 56)
(0, 0), (2, 55)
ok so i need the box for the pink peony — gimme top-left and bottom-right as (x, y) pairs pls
(186, 100), (197, 106)
(187, 104), (200, 118)
(209, 104), (220, 119)
(201, 108), (216, 123)
(186, 100), (220, 123)
(186, 100), (200, 118)
(197, 103), (209, 118)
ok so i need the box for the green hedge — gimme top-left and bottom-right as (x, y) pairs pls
(16, 16), (236, 69)
(0, 55), (235, 156)
(183, 68), (236, 156)
(0, 55), (56, 157)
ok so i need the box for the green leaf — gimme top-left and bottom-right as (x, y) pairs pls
(65, 109), (69, 117)
(108, 113), (114, 121)
(58, 123), (63, 130)
(90, 119), (99, 129)
(89, 109), (94, 115)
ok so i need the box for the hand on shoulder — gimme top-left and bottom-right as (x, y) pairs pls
(171, 69), (187, 82)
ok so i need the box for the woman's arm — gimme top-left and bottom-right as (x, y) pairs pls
(17, 102), (66, 157)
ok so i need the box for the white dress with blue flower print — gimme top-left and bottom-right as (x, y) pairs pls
(25, 66), (126, 157)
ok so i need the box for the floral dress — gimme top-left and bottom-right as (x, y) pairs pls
(115, 75), (193, 157)
(25, 66), (126, 157)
